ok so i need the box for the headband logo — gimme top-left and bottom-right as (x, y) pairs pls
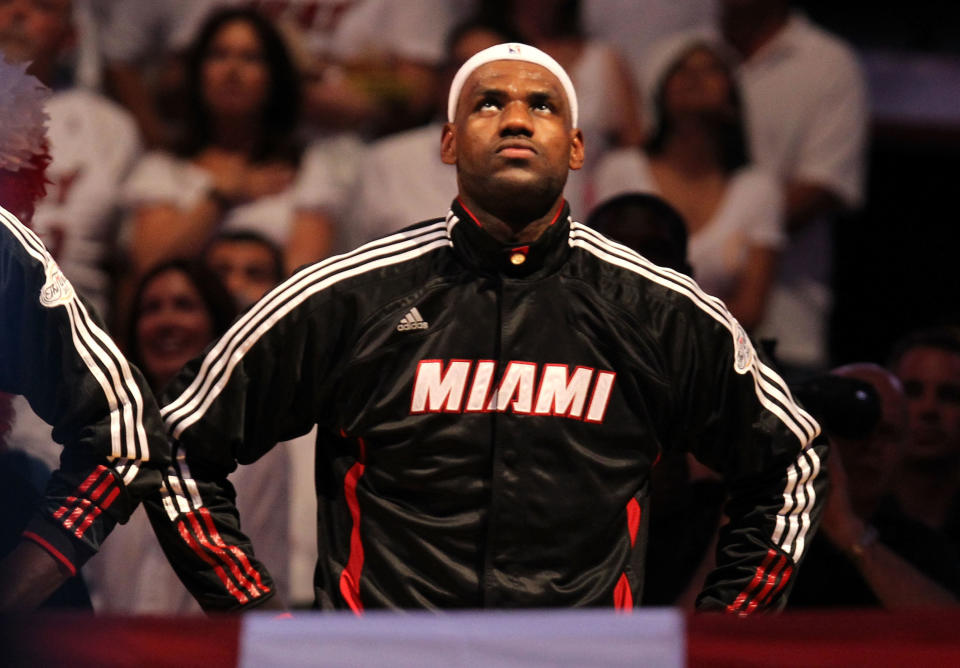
(508, 44), (521, 55)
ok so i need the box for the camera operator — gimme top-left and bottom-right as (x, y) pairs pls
(787, 364), (960, 608)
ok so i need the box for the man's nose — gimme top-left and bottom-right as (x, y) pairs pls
(499, 100), (533, 135)
(912, 389), (940, 421)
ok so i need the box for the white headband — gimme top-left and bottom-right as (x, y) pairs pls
(447, 42), (578, 128)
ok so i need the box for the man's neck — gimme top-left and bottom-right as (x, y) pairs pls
(457, 194), (565, 244)
(656, 123), (724, 175)
(722, 8), (790, 61)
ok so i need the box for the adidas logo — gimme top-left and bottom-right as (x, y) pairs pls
(397, 306), (429, 331)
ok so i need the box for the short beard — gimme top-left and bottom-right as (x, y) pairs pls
(462, 168), (567, 227)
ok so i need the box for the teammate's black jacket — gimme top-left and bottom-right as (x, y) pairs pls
(147, 199), (827, 613)
(1, 206), (169, 573)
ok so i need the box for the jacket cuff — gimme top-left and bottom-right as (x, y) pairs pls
(22, 513), (98, 576)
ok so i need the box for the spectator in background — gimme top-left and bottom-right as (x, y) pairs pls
(126, 260), (237, 392)
(203, 230), (284, 309)
(121, 9), (332, 283)
(342, 16), (522, 251)
(485, 0), (643, 217)
(888, 328), (960, 546)
(788, 364), (960, 608)
(579, 0), (715, 87)
(99, 0), (470, 144)
(0, 0), (141, 321)
(585, 192), (692, 277)
(592, 32), (784, 331)
(718, 0), (869, 373)
(0, 0), (144, 520)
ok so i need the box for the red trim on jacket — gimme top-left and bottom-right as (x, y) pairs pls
(22, 530), (77, 577)
(613, 573), (633, 611)
(727, 549), (788, 615)
(340, 436), (368, 614)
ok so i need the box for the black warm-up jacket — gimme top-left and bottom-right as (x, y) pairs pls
(146, 199), (827, 614)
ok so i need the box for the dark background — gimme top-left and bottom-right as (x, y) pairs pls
(794, 1), (960, 365)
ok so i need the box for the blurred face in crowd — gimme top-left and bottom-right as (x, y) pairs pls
(442, 59), (583, 214)
(829, 364), (907, 515)
(895, 346), (960, 463)
(202, 18), (270, 119)
(0, 0), (72, 68)
(661, 46), (735, 120)
(205, 238), (280, 308)
(136, 268), (215, 390)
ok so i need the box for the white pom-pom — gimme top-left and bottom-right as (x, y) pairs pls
(0, 57), (50, 172)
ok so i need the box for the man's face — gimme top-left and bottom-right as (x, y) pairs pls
(895, 346), (960, 463)
(205, 240), (280, 307)
(0, 0), (72, 66)
(441, 59), (583, 211)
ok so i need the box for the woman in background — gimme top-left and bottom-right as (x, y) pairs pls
(123, 8), (333, 281)
(593, 32), (784, 331)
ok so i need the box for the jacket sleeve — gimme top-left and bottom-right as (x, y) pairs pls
(143, 265), (346, 612)
(1, 209), (169, 575)
(661, 287), (828, 614)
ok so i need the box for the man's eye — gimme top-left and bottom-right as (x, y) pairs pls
(479, 100), (500, 110)
(532, 102), (552, 112)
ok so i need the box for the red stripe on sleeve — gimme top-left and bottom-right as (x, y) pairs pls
(744, 555), (788, 614)
(750, 563), (793, 613)
(22, 531), (77, 577)
(198, 507), (269, 591)
(73, 506), (102, 539)
(177, 520), (249, 605)
(185, 511), (263, 599)
(726, 549), (777, 614)
(89, 474), (114, 502)
(77, 466), (109, 494)
(53, 497), (78, 520)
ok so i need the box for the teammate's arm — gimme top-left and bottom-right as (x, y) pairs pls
(0, 210), (170, 609)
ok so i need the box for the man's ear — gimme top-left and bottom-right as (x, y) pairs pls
(440, 123), (457, 165)
(568, 128), (585, 171)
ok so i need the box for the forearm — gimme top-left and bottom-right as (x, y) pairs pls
(131, 199), (223, 274)
(842, 523), (959, 608)
(0, 540), (73, 612)
(785, 182), (845, 233)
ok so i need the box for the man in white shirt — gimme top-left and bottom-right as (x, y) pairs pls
(718, 0), (868, 372)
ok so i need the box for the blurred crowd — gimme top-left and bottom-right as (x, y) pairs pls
(2, 0), (959, 615)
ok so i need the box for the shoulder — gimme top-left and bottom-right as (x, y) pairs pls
(1, 207), (44, 265)
(569, 221), (730, 327)
(787, 14), (863, 75)
(293, 216), (450, 289)
(1, 207), (76, 307)
(50, 89), (137, 128)
(367, 123), (443, 161)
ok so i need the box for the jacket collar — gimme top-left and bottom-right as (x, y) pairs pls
(446, 197), (572, 279)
